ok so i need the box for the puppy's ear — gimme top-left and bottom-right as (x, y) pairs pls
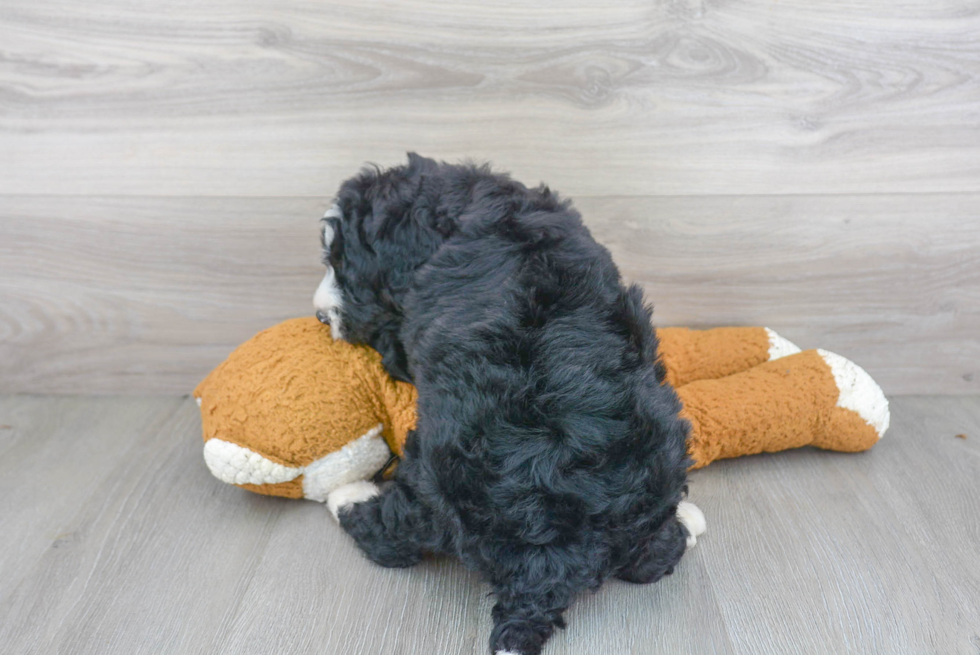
(406, 152), (438, 174)
(372, 323), (413, 383)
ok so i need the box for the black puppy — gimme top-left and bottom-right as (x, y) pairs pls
(315, 154), (705, 655)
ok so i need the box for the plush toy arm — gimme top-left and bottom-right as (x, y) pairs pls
(677, 349), (889, 469)
(656, 326), (801, 388)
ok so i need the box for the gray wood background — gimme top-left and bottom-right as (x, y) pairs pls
(2, 0), (980, 394)
(2, 394), (978, 654)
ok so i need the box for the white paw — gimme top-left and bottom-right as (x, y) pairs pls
(817, 349), (890, 439)
(327, 480), (381, 521)
(765, 327), (802, 360)
(677, 500), (706, 549)
(203, 438), (300, 486)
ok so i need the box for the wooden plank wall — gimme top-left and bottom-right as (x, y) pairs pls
(1, 0), (978, 394)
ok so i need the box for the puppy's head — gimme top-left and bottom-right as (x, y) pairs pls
(314, 152), (455, 382)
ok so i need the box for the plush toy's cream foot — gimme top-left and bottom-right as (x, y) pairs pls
(679, 349), (889, 469)
(202, 424), (391, 502)
(657, 326), (801, 388)
(677, 501), (707, 549)
(816, 349), (890, 447)
(327, 480), (381, 521)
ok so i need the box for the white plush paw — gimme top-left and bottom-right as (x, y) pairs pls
(817, 349), (890, 439)
(765, 327), (802, 360)
(203, 438), (299, 486)
(327, 480), (381, 521)
(200, 424), (390, 502)
(677, 500), (707, 549)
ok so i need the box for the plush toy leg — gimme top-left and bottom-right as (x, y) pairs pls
(677, 349), (890, 469)
(657, 326), (801, 388)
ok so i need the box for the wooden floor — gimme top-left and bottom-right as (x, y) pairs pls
(1, 393), (978, 654)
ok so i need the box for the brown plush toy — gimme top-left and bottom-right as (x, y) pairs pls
(194, 318), (889, 502)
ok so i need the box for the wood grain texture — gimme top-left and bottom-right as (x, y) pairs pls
(1, 0), (979, 197)
(0, 195), (329, 395)
(2, 194), (977, 395)
(1, 394), (978, 654)
(577, 193), (980, 396)
(0, 395), (185, 602)
(691, 395), (980, 655)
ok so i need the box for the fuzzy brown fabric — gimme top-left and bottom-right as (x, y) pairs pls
(680, 349), (882, 468)
(238, 478), (306, 499)
(657, 326), (772, 388)
(194, 317), (417, 467)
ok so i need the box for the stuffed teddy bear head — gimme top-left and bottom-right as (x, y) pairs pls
(194, 317), (417, 500)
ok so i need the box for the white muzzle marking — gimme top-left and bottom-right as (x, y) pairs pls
(315, 204), (345, 341)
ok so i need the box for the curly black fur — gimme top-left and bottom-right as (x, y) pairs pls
(320, 153), (692, 655)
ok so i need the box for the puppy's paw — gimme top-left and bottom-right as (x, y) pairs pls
(327, 480), (380, 521)
(677, 501), (706, 549)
